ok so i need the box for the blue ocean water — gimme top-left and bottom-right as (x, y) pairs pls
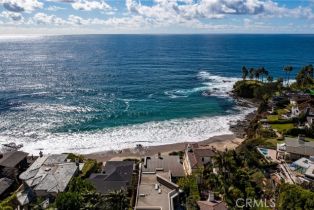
(0, 34), (313, 154)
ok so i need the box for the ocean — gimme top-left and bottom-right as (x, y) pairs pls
(0, 34), (313, 154)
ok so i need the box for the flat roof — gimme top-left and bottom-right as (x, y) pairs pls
(292, 158), (312, 169)
(136, 172), (173, 210)
(142, 155), (184, 177)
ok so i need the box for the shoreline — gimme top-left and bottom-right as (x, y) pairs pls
(84, 134), (244, 162)
(84, 99), (257, 162)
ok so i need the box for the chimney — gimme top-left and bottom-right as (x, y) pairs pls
(207, 192), (215, 202)
(75, 158), (79, 167)
(39, 151), (43, 157)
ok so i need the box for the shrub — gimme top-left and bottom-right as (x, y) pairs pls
(81, 159), (98, 178)
(56, 192), (81, 210)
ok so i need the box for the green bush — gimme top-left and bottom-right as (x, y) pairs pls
(233, 80), (262, 98)
(56, 192), (81, 210)
(66, 153), (85, 162)
(277, 184), (314, 210)
(0, 193), (16, 210)
(81, 159), (98, 178)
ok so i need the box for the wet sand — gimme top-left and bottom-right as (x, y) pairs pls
(84, 134), (243, 162)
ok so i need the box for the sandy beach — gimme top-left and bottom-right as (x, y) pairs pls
(84, 134), (244, 162)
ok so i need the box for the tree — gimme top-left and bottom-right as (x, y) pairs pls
(267, 75), (273, 83)
(249, 68), (255, 80)
(254, 69), (260, 81)
(56, 192), (81, 210)
(277, 184), (314, 210)
(258, 67), (266, 82)
(68, 177), (94, 193)
(103, 190), (129, 210)
(284, 66), (293, 85)
(242, 66), (248, 80)
(306, 64), (313, 78)
(296, 65), (314, 89)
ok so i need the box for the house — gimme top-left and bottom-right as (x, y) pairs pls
(134, 154), (183, 210)
(0, 177), (14, 200)
(289, 94), (311, 106)
(282, 136), (314, 159)
(88, 161), (134, 194)
(135, 168), (180, 210)
(197, 192), (228, 210)
(290, 157), (314, 181)
(291, 106), (300, 118)
(183, 144), (216, 175)
(306, 116), (314, 128)
(142, 154), (185, 178)
(0, 151), (29, 178)
(18, 154), (78, 206)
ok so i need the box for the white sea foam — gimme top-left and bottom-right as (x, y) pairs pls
(197, 71), (240, 97)
(0, 106), (255, 155)
(164, 71), (240, 98)
(12, 103), (97, 113)
(0, 72), (253, 155)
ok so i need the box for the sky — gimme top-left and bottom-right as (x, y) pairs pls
(0, 0), (314, 34)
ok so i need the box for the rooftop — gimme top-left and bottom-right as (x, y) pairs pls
(19, 154), (78, 194)
(0, 151), (28, 168)
(285, 138), (314, 156)
(142, 155), (184, 177)
(89, 161), (134, 194)
(135, 172), (178, 210)
(292, 157), (312, 169)
(186, 144), (216, 169)
(0, 177), (14, 196)
(197, 200), (228, 210)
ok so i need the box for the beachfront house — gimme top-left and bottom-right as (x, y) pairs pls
(142, 154), (185, 179)
(134, 155), (182, 210)
(18, 154), (78, 207)
(183, 143), (216, 175)
(0, 151), (29, 179)
(88, 161), (134, 194)
(277, 136), (314, 160)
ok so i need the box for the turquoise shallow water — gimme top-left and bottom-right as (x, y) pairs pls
(0, 35), (313, 154)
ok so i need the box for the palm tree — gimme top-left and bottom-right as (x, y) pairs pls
(306, 64), (313, 78)
(104, 190), (129, 210)
(254, 69), (260, 81)
(284, 66), (293, 85)
(267, 75), (273, 83)
(264, 69), (269, 82)
(242, 66), (248, 80)
(249, 68), (255, 80)
(258, 67), (265, 82)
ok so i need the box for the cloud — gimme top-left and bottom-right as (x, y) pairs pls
(33, 13), (66, 25)
(1, 11), (23, 21)
(71, 0), (111, 11)
(47, 6), (65, 11)
(48, 0), (112, 11)
(126, 0), (314, 22)
(0, 0), (43, 13)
